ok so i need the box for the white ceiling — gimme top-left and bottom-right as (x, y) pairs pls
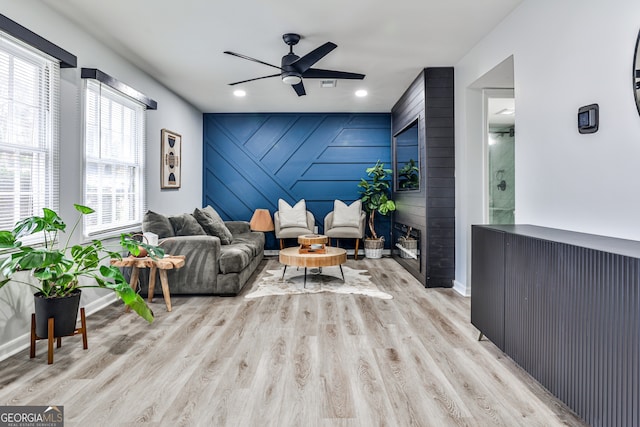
(43, 0), (522, 113)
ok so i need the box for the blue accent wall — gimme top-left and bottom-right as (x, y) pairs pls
(203, 113), (391, 250)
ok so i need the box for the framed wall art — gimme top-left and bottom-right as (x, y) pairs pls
(161, 129), (181, 189)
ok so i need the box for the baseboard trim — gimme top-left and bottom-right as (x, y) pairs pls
(452, 280), (470, 297)
(0, 293), (117, 363)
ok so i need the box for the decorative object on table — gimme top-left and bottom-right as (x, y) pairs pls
(358, 160), (396, 259)
(273, 198), (315, 250)
(245, 265), (392, 300)
(323, 200), (366, 260)
(161, 128), (181, 189)
(0, 205), (162, 362)
(249, 209), (275, 232)
(297, 234), (327, 254)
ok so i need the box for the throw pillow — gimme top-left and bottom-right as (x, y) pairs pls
(278, 199), (308, 228)
(142, 210), (175, 239)
(168, 213), (206, 236)
(193, 206), (233, 244)
(332, 200), (362, 228)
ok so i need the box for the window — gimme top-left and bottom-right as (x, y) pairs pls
(83, 80), (145, 236)
(0, 32), (59, 239)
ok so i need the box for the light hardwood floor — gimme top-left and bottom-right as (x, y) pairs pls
(0, 257), (587, 427)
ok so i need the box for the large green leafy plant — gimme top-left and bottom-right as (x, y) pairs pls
(358, 160), (396, 240)
(0, 204), (164, 323)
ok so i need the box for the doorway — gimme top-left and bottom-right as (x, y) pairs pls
(485, 90), (515, 224)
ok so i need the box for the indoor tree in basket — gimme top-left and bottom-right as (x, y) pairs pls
(0, 204), (163, 337)
(358, 160), (396, 258)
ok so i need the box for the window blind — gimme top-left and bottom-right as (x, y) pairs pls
(0, 31), (59, 242)
(83, 79), (145, 236)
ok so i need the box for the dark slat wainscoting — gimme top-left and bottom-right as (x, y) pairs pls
(471, 224), (640, 427)
(391, 67), (455, 287)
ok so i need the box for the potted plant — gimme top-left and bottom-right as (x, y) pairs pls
(358, 160), (396, 258)
(0, 204), (163, 339)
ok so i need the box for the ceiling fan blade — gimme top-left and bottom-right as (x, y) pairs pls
(302, 68), (365, 80)
(292, 82), (306, 96)
(224, 51), (283, 71)
(291, 42), (337, 73)
(228, 74), (281, 86)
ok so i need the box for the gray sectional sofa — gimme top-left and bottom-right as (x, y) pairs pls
(139, 207), (264, 296)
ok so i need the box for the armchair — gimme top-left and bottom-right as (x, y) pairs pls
(323, 200), (366, 260)
(274, 199), (315, 249)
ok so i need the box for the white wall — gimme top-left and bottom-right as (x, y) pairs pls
(0, 3), (203, 359)
(455, 0), (640, 295)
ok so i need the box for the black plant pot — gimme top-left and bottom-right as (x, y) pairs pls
(34, 289), (81, 338)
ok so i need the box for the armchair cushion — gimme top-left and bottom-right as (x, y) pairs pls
(142, 210), (175, 239)
(332, 200), (362, 228)
(193, 206), (233, 244)
(278, 199), (308, 228)
(169, 213), (207, 236)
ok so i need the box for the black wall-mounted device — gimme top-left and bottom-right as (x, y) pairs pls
(578, 104), (599, 134)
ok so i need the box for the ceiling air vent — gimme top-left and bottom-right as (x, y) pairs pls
(320, 80), (337, 88)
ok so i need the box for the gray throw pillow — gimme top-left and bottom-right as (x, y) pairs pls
(168, 213), (206, 236)
(193, 206), (233, 244)
(142, 210), (175, 239)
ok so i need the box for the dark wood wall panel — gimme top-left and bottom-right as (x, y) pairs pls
(391, 71), (426, 284)
(424, 68), (455, 287)
(391, 67), (455, 287)
(391, 68), (455, 287)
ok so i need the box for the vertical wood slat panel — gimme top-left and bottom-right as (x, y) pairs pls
(473, 224), (640, 427)
(470, 226), (505, 350)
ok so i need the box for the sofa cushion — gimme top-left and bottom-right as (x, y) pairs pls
(231, 233), (265, 258)
(194, 206), (233, 244)
(332, 199), (362, 228)
(278, 198), (307, 228)
(169, 214), (206, 236)
(218, 244), (253, 274)
(142, 210), (175, 239)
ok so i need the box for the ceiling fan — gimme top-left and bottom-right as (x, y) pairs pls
(224, 33), (365, 96)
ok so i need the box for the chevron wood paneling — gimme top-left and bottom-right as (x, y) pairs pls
(203, 113), (391, 250)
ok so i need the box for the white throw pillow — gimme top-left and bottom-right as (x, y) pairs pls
(332, 200), (361, 228)
(278, 199), (308, 228)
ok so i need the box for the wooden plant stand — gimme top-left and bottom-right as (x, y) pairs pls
(30, 307), (88, 365)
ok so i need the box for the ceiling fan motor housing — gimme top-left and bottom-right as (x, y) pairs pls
(281, 53), (302, 85)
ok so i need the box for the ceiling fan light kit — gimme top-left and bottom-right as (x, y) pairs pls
(224, 33), (365, 97)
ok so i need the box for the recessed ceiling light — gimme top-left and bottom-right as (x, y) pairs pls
(233, 89), (246, 97)
(355, 89), (368, 97)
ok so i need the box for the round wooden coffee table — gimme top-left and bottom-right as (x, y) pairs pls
(279, 246), (347, 287)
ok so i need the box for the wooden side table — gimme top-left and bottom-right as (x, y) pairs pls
(111, 255), (185, 312)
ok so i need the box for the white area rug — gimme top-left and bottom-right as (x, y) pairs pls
(245, 265), (393, 300)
